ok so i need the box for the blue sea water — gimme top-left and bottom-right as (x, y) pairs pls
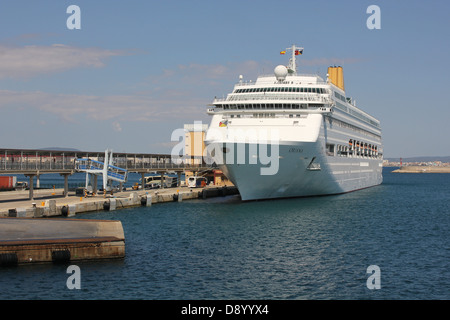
(0, 168), (449, 300)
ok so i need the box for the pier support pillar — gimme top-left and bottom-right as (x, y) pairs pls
(141, 172), (145, 190)
(26, 175), (35, 200)
(160, 172), (165, 189)
(59, 173), (72, 198)
(177, 172), (182, 187)
(93, 175), (98, 195)
(63, 174), (69, 197)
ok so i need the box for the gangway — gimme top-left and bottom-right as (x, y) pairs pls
(75, 149), (128, 193)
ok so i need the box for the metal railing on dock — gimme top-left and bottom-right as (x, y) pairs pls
(0, 148), (215, 200)
(0, 148), (213, 174)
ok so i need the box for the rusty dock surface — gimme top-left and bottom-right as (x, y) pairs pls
(0, 217), (125, 266)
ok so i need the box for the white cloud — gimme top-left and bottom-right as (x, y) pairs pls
(0, 44), (125, 79)
(301, 57), (364, 67)
(0, 89), (208, 123)
(112, 121), (122, 132)
(149, 60), (269, 87)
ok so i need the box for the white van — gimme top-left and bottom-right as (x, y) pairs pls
(187, 176), (207, 188)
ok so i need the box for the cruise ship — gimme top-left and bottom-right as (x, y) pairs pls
(204, 45), (383, 201)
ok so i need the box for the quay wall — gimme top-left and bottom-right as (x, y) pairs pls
(0, 186), (239, 218)
(392, 166), (450, 173)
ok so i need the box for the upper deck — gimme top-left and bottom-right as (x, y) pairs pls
(207, 44), (381, 130)
(212, 74), (331, 105)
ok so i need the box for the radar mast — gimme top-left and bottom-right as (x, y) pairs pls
(283, 44), (303, 75)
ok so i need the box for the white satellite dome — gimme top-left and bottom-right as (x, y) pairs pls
(274, 65), (288, 80)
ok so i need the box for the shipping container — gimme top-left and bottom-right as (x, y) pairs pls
(0, 176), (17, 191)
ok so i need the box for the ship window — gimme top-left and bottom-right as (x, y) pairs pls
(326, 144), (335, 156)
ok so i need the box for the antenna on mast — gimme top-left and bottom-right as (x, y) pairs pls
(282, 44), (303, 75)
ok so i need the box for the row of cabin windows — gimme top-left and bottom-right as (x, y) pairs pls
(334, 91), (347, 102)
(326, 116), (381, 140)
(334, 100), (381, 129)
(221, 103), (321, 110)
(228, 113), (308, 119)
(234, 87), (327, 94)
(327, 141), (381, 158)
(346, 139), (380, 158)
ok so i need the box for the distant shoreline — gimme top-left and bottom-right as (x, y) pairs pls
(392, 166), (450, 173)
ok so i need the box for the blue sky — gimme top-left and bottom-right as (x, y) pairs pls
(0, 0), (449, 158)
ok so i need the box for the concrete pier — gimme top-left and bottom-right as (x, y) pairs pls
(0, 185), (239, 218)
(0, 217), (125, 265)
(0, 185), (238, 266)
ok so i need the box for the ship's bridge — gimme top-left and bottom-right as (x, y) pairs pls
(211, 74), (331, 107)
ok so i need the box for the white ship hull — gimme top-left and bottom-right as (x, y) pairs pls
(207, 140), (382, 201)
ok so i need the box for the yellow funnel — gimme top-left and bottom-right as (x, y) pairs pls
(327, 66), (345, 91)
